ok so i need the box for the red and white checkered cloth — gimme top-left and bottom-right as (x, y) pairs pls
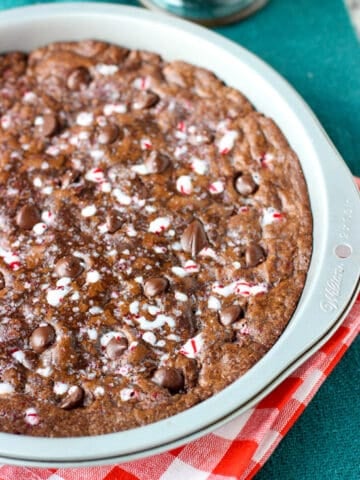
(0, 292), (358, 480)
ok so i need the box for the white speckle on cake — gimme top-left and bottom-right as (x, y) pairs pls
(142, 331), (157, 345)
(96, 64), (119, 76)
(56, 277), (72, 287)
(120, 388), (137, 402)
(100, 331), (124, 347)
(103, 103), (127, 115)
(33, 177), (43, 188)
(41, 210), (55, 224)
(199, 247), (218, 260)
(53, 382), (69, 395)
(129, 301), (140, 315)
(36, 366), (53, 377)
(208, 296), (221, 310)
(167, 333), (181, 342)
(137, 314), (175, 330)
(76, 112), (93, 126)
(32, 222), (47, 236)
(147, 305), (161, 316)
(94, 386), (105, 397)
(131, 164), (150, 175)
(175, 291), (188, 302)
(87, 328), (98, 340)
(89, 306), (104, 315)
(81, 205), (97, 217)
(86, 270), (101, 283)
(190, 157), (208, 175)
(171, 266), (188, 278)
(0, 382), (15, 395)
(46, 285), (71, 306)
(112, 188), (132, 206)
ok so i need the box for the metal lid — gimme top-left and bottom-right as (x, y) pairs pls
(139, 0), (269, 26)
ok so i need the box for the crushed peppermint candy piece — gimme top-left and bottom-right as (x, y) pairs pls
(112, 188), (132, 206)
(46, 285), (71, 307)
(0, 248), (21, 271)
(86, 270), (101, 283)
(103, 103), (127, 115)
(208, 296), (222, 310)
(1, 115), (11, 129)
(76, 112), (93, 126)
(32, 222), (47, 235)
(180, 333), (204, 358)
(190, 157), (208, 175)
(217, 130), (238, 155)
(25, 408), (40, 426)
(54, 382), (69, 395)
(0, 382), (15, 395)
(41, 210), (55, 224)
(81, 205), (97, 217)
(149, 217), (171, 233)
(175, 291), (188, 302)
(209, 180), (225, 194)
(142, 331), (157, 345)
(140, 138), (152, 150)
(176, 175), (193, 195)
(261, 207), (284, 226)
(85, 168), (105, 183)
(212, 280), (268, 297)
(133, 76), (150, 90)
(131, 164), (149, 175)
(184, 260), (200, 273)
(199, 247), (218, 260)
(137, 314), (175, 330)
(94, 386), (105, 397)
(129, 301), (140, 315)
(120, 388), (138, 402)
(171, 266), (188, 278)
(96, 64), (119, 76)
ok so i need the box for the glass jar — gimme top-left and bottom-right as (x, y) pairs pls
(139, 0), (269, 26)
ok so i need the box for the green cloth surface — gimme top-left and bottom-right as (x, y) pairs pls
(0, 0), (359, 478)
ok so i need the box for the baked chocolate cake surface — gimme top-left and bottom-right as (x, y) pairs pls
(0, 41), (312, 437)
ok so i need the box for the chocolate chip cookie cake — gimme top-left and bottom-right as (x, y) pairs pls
(0, 41), (312, 436)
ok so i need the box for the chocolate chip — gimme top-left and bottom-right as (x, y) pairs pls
(29, 325), (56, 353)
(55, 255), (83, 278)
(106, 210), (124, 233)
(234, 173), (257, 196)
(40, 113), (58, 137)
(59, 385), (84, 410)
(181, 219), (209, 257)
(152, 367), (184, 393)
(219, 305), (243, 326)
(143, 277), (169, 298)
(106, 337), (128, 360)
(245, 243), (266, 267)
(16, 204), (40, 229)
(97, 124), (120, 145)
(133, 91), (159, 110)
(67, 67), (91, 90)
(0, 272), (4, 290)
(144, 151), (170, 174)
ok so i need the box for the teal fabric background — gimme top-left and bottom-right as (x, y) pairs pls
(0, 0), (359, 478)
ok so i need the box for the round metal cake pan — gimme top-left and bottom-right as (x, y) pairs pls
(0, 3), (359, 467)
